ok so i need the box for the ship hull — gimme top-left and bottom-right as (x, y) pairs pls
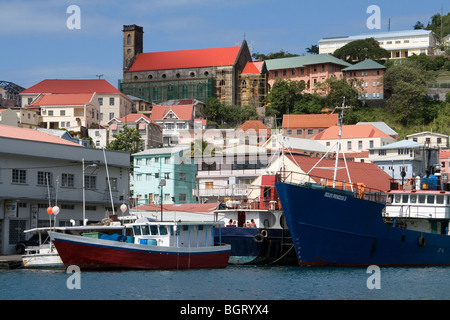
(50, 232), (230, 270)
(214, 227), (297, 265)
(275, 182), (450, 266)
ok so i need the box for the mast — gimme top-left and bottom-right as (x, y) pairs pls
(333, 98), (351, 188)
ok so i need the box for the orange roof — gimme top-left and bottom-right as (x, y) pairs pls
(0, 125), (82, 147)
(239, 120), (269, 132)
(31, 93), (94, 106)
(313, 124), (393, 140)
(150, 104), (194, 121)
(287, 154), (392, 191)
(241, 61), (264, 74)
(283, 114), (338, 129)
(128, 46), (241, 72)
(21, 79), (121, 94)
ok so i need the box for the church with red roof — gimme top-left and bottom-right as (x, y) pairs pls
(120, 25), (266, 110)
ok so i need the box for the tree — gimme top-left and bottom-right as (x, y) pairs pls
(203, 97), (258, 127)
(106, 124), (143, 154)
(264, 78), (306, 117)
(383, 60), (435, 126)
(306, 45), (319, 55)
(332, 38), (389, 63)
(252, 50), (299, 61)
(414, 21), (424, 29)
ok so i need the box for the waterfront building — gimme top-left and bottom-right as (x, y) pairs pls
(405, 131), (448, 149)
(132, 147), (197, 205)
(265, 54), (351, 94)
(150, 99), (205, 146)
(194, 144), (272, 204)
(120, 25), (253, 106)
(368, 139), (439, 182)
(319, 29), (439, 59)
(0, 125), (130, 254)
(313, 124), (396, 153)
(282, 113), (338, 139)
(342, 59), (386, 100)
(108, 113), (163, 150)
(20, 79), (133, 127)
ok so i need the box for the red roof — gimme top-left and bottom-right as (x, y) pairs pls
(128, 46), (241, 72)
(31, 93), (94, 106)
(313, 124), (393, 140)
(115, 114), (152, 123)
(21, 79), (121, 94)
(0, 125), (82, 147)
(242, 61), (264, 74)
(150, 104), (194, 121)
(283, 114), (338, 129)
(288, 154), (391, 191)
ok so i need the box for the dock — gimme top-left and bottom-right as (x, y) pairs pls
(0, 255), (23, 269)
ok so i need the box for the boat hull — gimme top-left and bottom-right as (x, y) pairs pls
(214, 227), (296, 265)
(49, 232), (231, 270)
(22, 252), (64, 269)
(275, 182), (450, 267)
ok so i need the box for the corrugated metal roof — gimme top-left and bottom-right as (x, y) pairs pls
(319, 29), (433, 43)
(371, 139), (425, 150)
(343, 59), (386, 71)
(265, 54), (350, 71)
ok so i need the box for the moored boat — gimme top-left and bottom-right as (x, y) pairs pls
(275, 103), (450, 267)
(50, 218), (231, 270)
(213, 174), (297, 265)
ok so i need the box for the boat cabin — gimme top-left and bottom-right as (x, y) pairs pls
(127, 219), (220, 248)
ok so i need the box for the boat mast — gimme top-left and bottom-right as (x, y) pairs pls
(333, 98), (351, 188)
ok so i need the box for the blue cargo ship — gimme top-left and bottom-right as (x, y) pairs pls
(275, 178), (450, 266)
(275, 101), (450, 267)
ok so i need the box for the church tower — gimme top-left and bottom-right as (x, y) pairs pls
(123, 25), (144, 77)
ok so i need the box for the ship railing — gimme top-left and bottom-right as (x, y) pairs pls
(393, 205), (447, 219)
(280, 171), (387, 204)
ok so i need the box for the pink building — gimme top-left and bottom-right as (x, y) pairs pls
(264, 54), (351, 94)
(342, 59), (386, 100)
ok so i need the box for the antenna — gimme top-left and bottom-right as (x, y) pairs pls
(96, 74), (104, 79)
(388, 18), (391, 32)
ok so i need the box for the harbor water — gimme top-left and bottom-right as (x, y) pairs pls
(1, 265), (449, 300)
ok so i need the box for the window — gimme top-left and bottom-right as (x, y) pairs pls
(60, 110), (66, 116)
(378, 150), (386, 156)
(98, 98), (103, 106)
(165, 157), (170, 164)
(109, 98), (114, 106)
(37, 171), (52, 186)
(109, 113), (114, 120)
(179, 193), (186, 202)
(164, 194), (170, 202)
(296, 129), (302, 135)
(307, 129), (313, 135)
(358, 141), (363, 150)
(84, 176), (96, 189)
(106, 177), (118, 191)
(179, 172), (186, 181)
(48, 110), (54, 116)
(287, 129), (292, 135)
(369, 140), (374, 148)
(61, 173), (74, 187)
(347, 141), (352, 150)
(12, 169), (26, 184)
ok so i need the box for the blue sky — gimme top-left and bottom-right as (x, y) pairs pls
(0, 0), (446, 89)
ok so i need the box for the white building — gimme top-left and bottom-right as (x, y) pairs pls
(0, 125), (130, 254)
(319, 29), (439, 59)
(405, 131), (448, 149)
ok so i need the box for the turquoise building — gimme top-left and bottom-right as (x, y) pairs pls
(133, 147), (197, 205)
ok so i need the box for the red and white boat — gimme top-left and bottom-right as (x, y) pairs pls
(49, 218), (231, 270)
